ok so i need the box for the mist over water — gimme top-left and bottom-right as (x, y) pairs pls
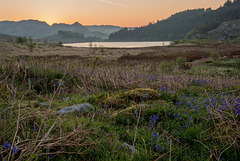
(64, 41), (171, 48)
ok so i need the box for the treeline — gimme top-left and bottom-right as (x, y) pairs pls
(57, 30), (103, 42)
(108, 0), (240, 41)
(46, 30), (103, 43)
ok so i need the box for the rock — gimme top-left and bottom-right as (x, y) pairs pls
(195, 19), (240, 41)
(122, 143), (139, 154)
(112, 104), (148, 118)
(102, 88), (159, 108)
(124, 88), (158, 100)
(112, 100), (167, 119)
(56, 103), (94, 115)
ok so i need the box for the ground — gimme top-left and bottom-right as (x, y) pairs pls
(0, 42), (239, 160)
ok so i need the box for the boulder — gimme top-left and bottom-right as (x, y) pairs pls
(112, 104), (148, 118)
(56, 103), (94, 115)
(103, 88), (159, 108)
(112, 100), (167, 119)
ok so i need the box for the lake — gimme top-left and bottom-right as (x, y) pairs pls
(64, 41), (171, 48)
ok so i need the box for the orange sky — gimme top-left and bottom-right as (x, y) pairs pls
(0, 0), (228, 27)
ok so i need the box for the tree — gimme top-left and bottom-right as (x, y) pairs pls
(27, 36), (35, 52)
(16, 36), (27, 44)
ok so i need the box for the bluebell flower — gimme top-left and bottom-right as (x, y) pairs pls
(236, 108), (240, 115)
(119, 146), (124, 149)
(4, 142), (11, 150)
(14, 146), (18, 154)
(153, 132), (158, 138)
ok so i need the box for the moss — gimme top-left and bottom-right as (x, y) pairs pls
(112, 100), (166, 119)
(102, 88), (159, 109)
(112, 104), (145, 118)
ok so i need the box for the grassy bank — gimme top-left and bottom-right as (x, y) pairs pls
(0, 50), (239, 160)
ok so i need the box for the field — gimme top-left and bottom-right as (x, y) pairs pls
(0, 42), (240, 160)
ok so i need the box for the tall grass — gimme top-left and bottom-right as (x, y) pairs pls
(0, 55), (239, 160)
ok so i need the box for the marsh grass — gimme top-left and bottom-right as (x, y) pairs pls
(0, 55), (239, 160)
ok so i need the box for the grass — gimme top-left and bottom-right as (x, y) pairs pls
(0, 50), (239, 160)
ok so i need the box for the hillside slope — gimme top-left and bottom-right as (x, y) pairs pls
(109, 0), (240, 41)
(207, 19), (240, 40)
(0, 33), (16, 42)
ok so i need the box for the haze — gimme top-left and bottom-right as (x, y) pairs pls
(0, 0), (227, 27)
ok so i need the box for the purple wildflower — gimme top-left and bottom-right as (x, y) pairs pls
(4, 142), (11, 150)
(14, 146), (18, 154)
(153, 132), (158, 138)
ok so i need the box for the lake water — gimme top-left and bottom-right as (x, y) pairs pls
(64, 41), (171, 48)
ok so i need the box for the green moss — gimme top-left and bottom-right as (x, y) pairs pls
(102, 88), (159, 109)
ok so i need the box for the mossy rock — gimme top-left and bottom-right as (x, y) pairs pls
(102, 88), (159, 108)
(112, 104), (148, 118)
(102, 95), (126, 108)
(124, 88), (159, 100)
(112, 100), (166, 119)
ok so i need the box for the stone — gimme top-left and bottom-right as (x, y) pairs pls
(112, 104), (148, 118)
(122, 143), (139, 154)
(102, 88), (159, 108)
(56, 103), (94, 115)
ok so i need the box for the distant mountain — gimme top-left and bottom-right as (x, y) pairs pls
(0, 20), (119, 40)
(86, 25), (121, 36)
(109, 0), (240, 41)
(52, 22), (89, 34)
(45, 30), (103, 43)
(0, 20), (53, 39)
(51, 22), (109, 39)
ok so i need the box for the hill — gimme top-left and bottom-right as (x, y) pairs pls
(45, 30), (103, 43)
(0, 20), (122, 40)
(0, 20), (53, 39)
(199, 19), (240, 40)
(109, 0), (240, 41)
(0, 33), (16, 42)
(86, 25), (122, 36)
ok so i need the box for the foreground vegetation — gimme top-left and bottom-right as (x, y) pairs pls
(0, 51), (239, 160)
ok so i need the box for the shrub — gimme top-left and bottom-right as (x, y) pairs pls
(210, 52), (220, 61)
(57, 41), (63, 47)
(176, 57), (187, 69)
(160, 61), (175, 73)
(16, 36), (27, 44)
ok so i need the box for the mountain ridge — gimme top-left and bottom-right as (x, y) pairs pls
(0, 19), (122, 39)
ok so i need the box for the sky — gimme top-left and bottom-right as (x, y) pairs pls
(0, 0), (227, 27)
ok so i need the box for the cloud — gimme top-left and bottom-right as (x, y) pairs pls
(98, 0), (137, 9)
